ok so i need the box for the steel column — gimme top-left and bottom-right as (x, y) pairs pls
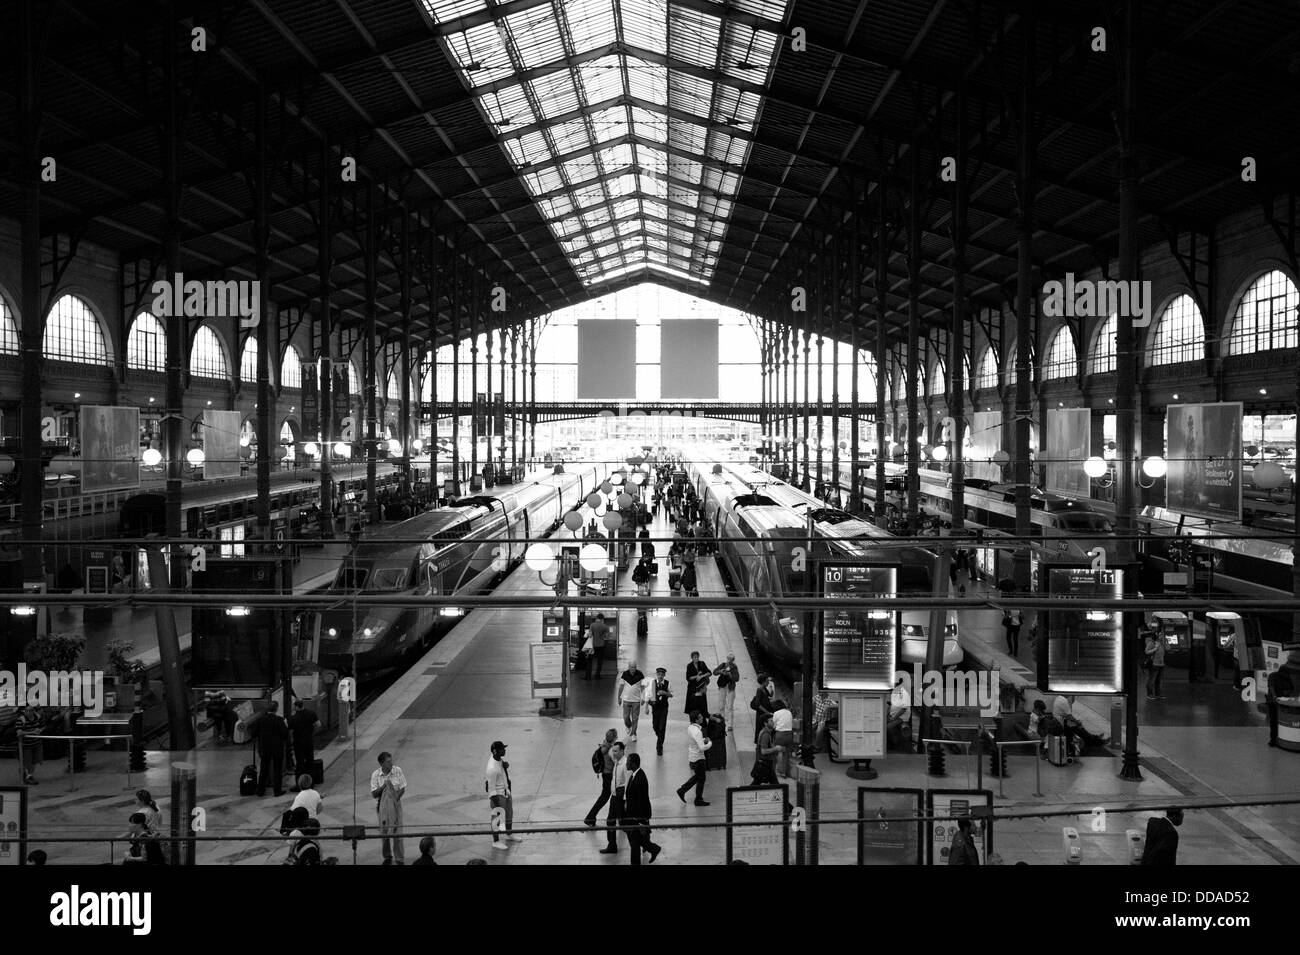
(875, 181), (889, 529)
(317, 141), (335, 538)
(950, 89), (967, 533)
(1013, 16), (1037, 596)
(906, 148), (922, 533)
(254, 85), (272, 534)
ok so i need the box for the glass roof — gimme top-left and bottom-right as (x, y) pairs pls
(421, 0), (788, 288)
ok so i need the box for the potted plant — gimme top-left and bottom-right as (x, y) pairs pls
(23, 632), (87, 756)
(105, 639), (146, 711)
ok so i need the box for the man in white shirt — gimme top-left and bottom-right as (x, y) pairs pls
(616, 662), (647, 741)
(600, 741), (627, 855)
(674, 711), (712, 806)
(369, 751), (406, 864)
(289, 774), (322, 817)
(771, 700), (795, 777)
(486, 740), (522, 850)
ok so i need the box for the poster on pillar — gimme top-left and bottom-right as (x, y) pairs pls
(202, 410), (243, 480)
(475, 393), (488, 435)
(300, 363), (318, 439)
(493, 392), (505, 436)
(1045, 408), (1091, 498)
(79, 406), (140, 493)
(1165, 402), (1242, 523)
(332, 362), (352, 442)
(968, 411), (1003, 483)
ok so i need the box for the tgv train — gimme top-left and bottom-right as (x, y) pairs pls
(318, 463), (609, 672)
(716, 462), (961, 667)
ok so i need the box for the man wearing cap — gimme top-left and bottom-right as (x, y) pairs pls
(617, 660), (648, 742)
(486, 740), (522, 850)
(647, 667), (673, 756)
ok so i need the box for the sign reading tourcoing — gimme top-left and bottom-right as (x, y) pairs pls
(819, 564), (897, 691)
(1038, 567), (1124, 694)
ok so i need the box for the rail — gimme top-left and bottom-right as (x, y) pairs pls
(994, 739), (1046, 798)
(14, 728), (139, 790)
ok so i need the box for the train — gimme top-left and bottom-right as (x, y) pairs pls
(318, 462), (610, 672)
(712, 462), (961, 668)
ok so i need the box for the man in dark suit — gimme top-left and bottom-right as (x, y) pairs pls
(287, 698), (320, 782)
(648, 667), (673, 755)
(253, 701), (289, 797)
(1140, 808), (1183, 865)
(622, 753), (661, 865)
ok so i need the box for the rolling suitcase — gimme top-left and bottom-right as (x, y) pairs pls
(307, 758), (324, 786)
(705, 715), (727, 770)
(239, 761), (258, 796)
(669, 569), (682, 592)
(1046, 734), (1071, 766)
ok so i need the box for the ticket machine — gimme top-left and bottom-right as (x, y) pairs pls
(1206, 612), (1242, 679)
(1152, 611), (1191, 668)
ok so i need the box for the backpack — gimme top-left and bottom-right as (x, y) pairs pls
(591, 745), (604, 775)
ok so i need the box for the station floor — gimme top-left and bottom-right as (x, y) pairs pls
(14, 509), (1300, 865)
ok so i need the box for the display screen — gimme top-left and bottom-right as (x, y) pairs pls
(858, 788), (923, 866)
(820, 564), (897, 691)
(1041, 567), (1124, 693)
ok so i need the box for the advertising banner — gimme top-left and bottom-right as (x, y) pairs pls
(300, 362), (318, 439)
(1039, 567), (1124, 693)
(80, 405), (140, 493)
(1165, 402), (1242, 522)
(819, 564), (897, 691)
(969, 411), (1003, 483)
(927, 790), (993, 865)
(1046, 408), (1091, 497)
(858, 788), (924, 865)
(202, 410), (243, 481)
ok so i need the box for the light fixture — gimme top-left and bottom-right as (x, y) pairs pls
(579, 542), (608, 573)
(387, 438), (402, 455)
(1252, 461), (1287, 489)
(327, 628), (337, 637)
(1083, 456), (1108, 479)
(239, 435), (251, 448)
(74, 392), (81, 399)
(1172, 394), (1179, 400)
(186, 448), (205, 466)
(141, 448), (162, 467)
(525, 542), (556, 571)
(149, 397), (155, 403)
(225, 606), (251, 617)
(930, 445), (948, 462)
(439, 607), (464, 617)
(1260, 388), (1268, 395)
(1107, 398), (1114, 404)
(334, 442), (351, 458)
(1141, 456), (1167, 485)
(10, 606), (36, 616)
(412, 438), (424, 452)
(303, 442), (319, 457)
(206, 400), (212, 406)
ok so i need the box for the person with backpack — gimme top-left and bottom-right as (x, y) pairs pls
(750, 712), (780, 786)
(122, 812), (166, 865)
(583, 728), (619, 828)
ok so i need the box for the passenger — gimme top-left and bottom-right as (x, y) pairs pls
(1028, 699), (1048, 738)
(485, 740), (519, 850)
(887, 681), (912, 751)
(1267, 668), (1296, 748)
(1140, 808), (1183, 865)
(749, 674), (776, 744)
(288, 818), (323, 866)
(370, 751), (406, 864)
(1002, 609), (1023, 657)
(288, 699), (321, 783)
(771, 700), (795, 776)
(684, 651), (711, 718)
(1143, 621), (1169, 701)
(122, 812), (166, 865)
(711, 653), (741, 729)
(253, 701), (289, 798)
(751, 712), (779, 786)
(290, 774), (323, 817)
(680, 560), (698, 598)
(647, 668), (673, 756)
(584, 728), (619, 827)
(616, 661), (647, 741)
(17, 704), (43, 785)
(584, 613), (610, 679)
(25, 850), (46, 865)
(674, 710), (712, 807)
(632, 555), (652, 597)
(811, 688), (835, 752)
(1051, 695), (1108, 752)
(638, 527), (654, 561)
(622, 753), (660, 864)
(204, 690), (238, 744)
(947, 817), (981, 865)
(413, 835), (437, 866)
(599, 741), (627, 856)
(134, 790), (162, 832)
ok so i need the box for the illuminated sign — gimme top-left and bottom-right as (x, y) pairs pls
(1039, 567), (1124, 693)
(820, 564), (897, 691)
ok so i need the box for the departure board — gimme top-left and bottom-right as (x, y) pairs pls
(820, 564), (897, 691)
(1040, 567), (1124, 693)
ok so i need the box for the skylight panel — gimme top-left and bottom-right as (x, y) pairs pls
(508, 7), (564, 69)
(669, 6), (723, 69)
(599, 142), (635, 171)
(550, 117), (592, 153)
(458, 21), (515, 87)
(530, 70), (580, 118)
(613, 198), (640, 219)
(626, 59), (668, 104)
(621, 0), (667, 55)
(579, 56), (624, 106)
(721, 25), (778, 82)
(420, 0), (484, 25)
(565, 0), (618, 55)
(604, 172), (639, 197)
(730, 0), (788, 21)
(590, 106), (630, 143)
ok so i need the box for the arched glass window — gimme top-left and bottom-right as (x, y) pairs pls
(44, 294), (108, 364)
(240, 337), (259, 384)
(348, 360), (362, 395)
(190, 325), (229, 379)
(914, 365), (925, 398)
(930, 361), (945, 396)
(281, 346), (302, 389)
(386, 365), (402, 403)
(976, 347), (999, 389)
(1151, 294), (1205, 365)
(1042, 327), (1078, 380)
(1226, 270), (1298, 355)
(1088, 314), (1117, 375)
(0, 296), (18, 355)
(126, 312), (165, 371)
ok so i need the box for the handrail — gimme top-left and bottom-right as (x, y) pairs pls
(16, 728), (138, 790)
(994, 739), (1046, 798)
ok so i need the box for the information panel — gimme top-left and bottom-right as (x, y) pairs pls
(0, 787), (28, 866)
(927, 789), (993, 865)
(1039, 567), (1124, 693)
(529, 643), (565, 697)
(820, 564), (896, 691)
(726, 785), (789, 865)
(837, 693), (886, 758)
(857, 787), (924, 865)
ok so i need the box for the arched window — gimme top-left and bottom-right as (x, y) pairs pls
(126, 312), (165, 371)
(1005, 340), (1019, 386)
(0, 296), (17, 355)
(930, 361), (945, 396)
(914, 366), (925, 398)
(190, 325), (229, 379)
(1226, 270), (1298, 355)
(1088, 314), (1117, 375)
(1042, 327), (1077, 380)
(281, 346), (302, 389)
(1151, 294), (1205, 365)
(976, 348), (999, 389)
(348, 360), (362, 395)
(386, 365), (401, 403)
(44, 294), (108, 364)
(240, 337), (259, 384)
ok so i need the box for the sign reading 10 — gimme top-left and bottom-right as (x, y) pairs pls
(825, 568), (843, 583)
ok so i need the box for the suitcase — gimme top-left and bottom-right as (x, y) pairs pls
(1046, 734), (1071, 766)
(307, 758), (324, 786)
(239, 763), (258, 796)
(705, 716), (727, 770)
(649, 561), (659, 576)
(669, 570), (682, 591)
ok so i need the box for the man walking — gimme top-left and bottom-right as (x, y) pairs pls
(648, 667), (673, 755)
(617, 661), (647, 741)
(623, 753), (661, 864)
(1140, 808), (1184, 865)
(486, 740), (521, 850)
(584, 728), (619, 827)
(585, 613), (610, 679)
(369, 751), (406, 864)
(600, 740), (627, 855)
(253, 701), (289, 798)
(1002, 610), (1022, 657)
(674, 710), (712, 806)
(287, 699), (320, 784)
(712, 653), (740, 729)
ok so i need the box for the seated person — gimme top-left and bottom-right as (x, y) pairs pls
(1052, 695), (1108, 751)
(886, 681), (912, 751)
(1028, 699), (1048, 737)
